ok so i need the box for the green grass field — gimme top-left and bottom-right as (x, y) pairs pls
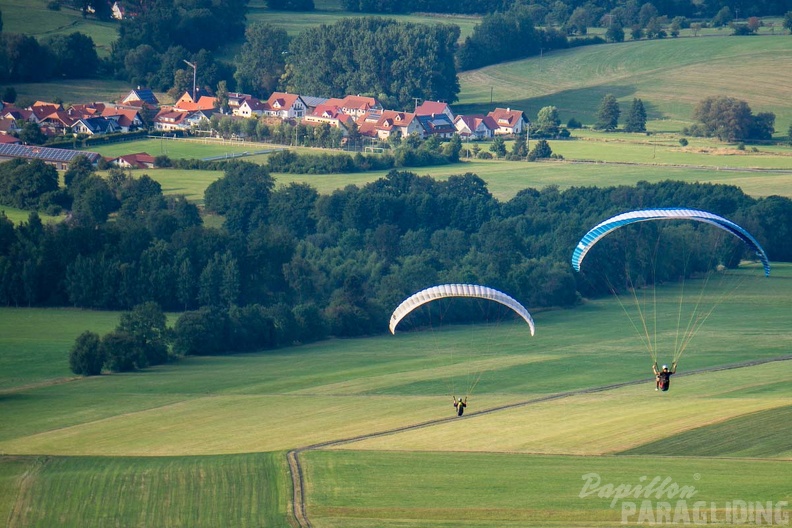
(0, 452), (292, 527)
(302, 452), (790, 527)
(0, 265), (790, 526)
(72, 131), (792, 207)
(458, 36), (792, 136)
(3, 8), (792, 524)
(0, 0), (118, 55)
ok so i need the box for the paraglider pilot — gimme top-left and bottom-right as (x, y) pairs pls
(453, 396), (467, 416)
(653, 362), (677, 392)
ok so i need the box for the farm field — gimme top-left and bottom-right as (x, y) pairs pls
(246, 0), (479, 40)
(0, 206), (61, 225)
(3, 6), (792, 526)
(75, 133), (792, 205)
(458, 36), (792, 135)
(0, 0), (118, 55)
(0, 264), (790, 526)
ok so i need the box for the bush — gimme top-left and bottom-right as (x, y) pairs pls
(567, 118), (582, 129)
(69, 331), (105, 375)
(102, 330), (144, 372)
(679, 138), (688, 146)
(172, 308), (229, 356)
(477, 151), (493, 159)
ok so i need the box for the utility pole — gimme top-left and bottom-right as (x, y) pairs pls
(525, 121), (530, 159)
(183, 59), (197, 101)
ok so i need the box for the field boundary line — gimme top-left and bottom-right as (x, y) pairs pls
(286, 354), (792, 527)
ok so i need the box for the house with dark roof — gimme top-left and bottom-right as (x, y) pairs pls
(300, 95), (328, 115)
(416, 113), (456, 138)
(73, 117), (122, 135)
(236, 97), (266, 118)
(121, 88), (159, 106)
(227, 92), (253, 114)
(0, 144), (101, 170)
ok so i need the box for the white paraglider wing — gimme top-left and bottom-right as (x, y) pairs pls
(389, 284), (535, 336)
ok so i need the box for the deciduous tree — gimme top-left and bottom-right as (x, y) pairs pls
(69, 331), (105, 375)
(234, 23), (289, 98)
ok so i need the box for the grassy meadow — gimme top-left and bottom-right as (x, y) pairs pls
(98, 135), (792, 204)
(458, 36), (792, 135)
(3, 6), (792, 525)
(1, 264), (790, 526)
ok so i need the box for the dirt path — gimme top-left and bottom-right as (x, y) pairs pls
(286, 354), (792, 528)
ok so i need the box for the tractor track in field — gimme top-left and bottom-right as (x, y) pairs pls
(287, 354), (792, 527)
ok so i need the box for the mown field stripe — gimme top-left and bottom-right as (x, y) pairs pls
(287, 354), (792, 527)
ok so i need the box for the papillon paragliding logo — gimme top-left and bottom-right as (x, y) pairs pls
(571, 208), (770, 369)
(389, 284), (535, 400)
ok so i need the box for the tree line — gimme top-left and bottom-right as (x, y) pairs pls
(3, 159), (792, 354)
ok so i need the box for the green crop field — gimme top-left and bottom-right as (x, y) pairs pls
(81, 132), (792, 207)
(247, 0), (479, 40)
(1, 265), (790, 526)
(0, 206), (62, 225)
(0, 0), (118, 55)
(0, 452), (292, 527)
(457, 36), (792, 135)
(302, 451), (791, 527)
(3, 8), (792, 525)
(84, 137), (268, 161)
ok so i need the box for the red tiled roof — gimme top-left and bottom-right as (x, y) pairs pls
(415, 101), (449, 116)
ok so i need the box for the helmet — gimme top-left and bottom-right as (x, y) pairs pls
(662, 365), (668, 370)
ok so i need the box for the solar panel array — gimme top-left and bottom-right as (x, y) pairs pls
(0, 143), (101, 164)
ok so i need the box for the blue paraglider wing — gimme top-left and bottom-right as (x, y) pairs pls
(571, 208), (770, 276)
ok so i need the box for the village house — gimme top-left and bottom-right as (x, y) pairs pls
(0, 133), (20, 144)
(72, 117), (122, 136)
(454, 114), (499, 140)
(100, 106), (145, 132)
(299, 95), (328, 116)
(356, 110), (422, 140)
(263, 92), (307, 120)
(0, 144), (101, 170)
(335, 95), (382, 119)
(487, 108), (529, 136)
(226, 92), (253, 114)
(415, 101), (455, 122)
(110, 152), (156, 169)
(173, 91), (217, 112)
(236, 97), (266, 118)
(153, 109), (191, 131)
(121, 88), (159, 107)
(303, 103), (354, 134)
(416, 113), (456, 138)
